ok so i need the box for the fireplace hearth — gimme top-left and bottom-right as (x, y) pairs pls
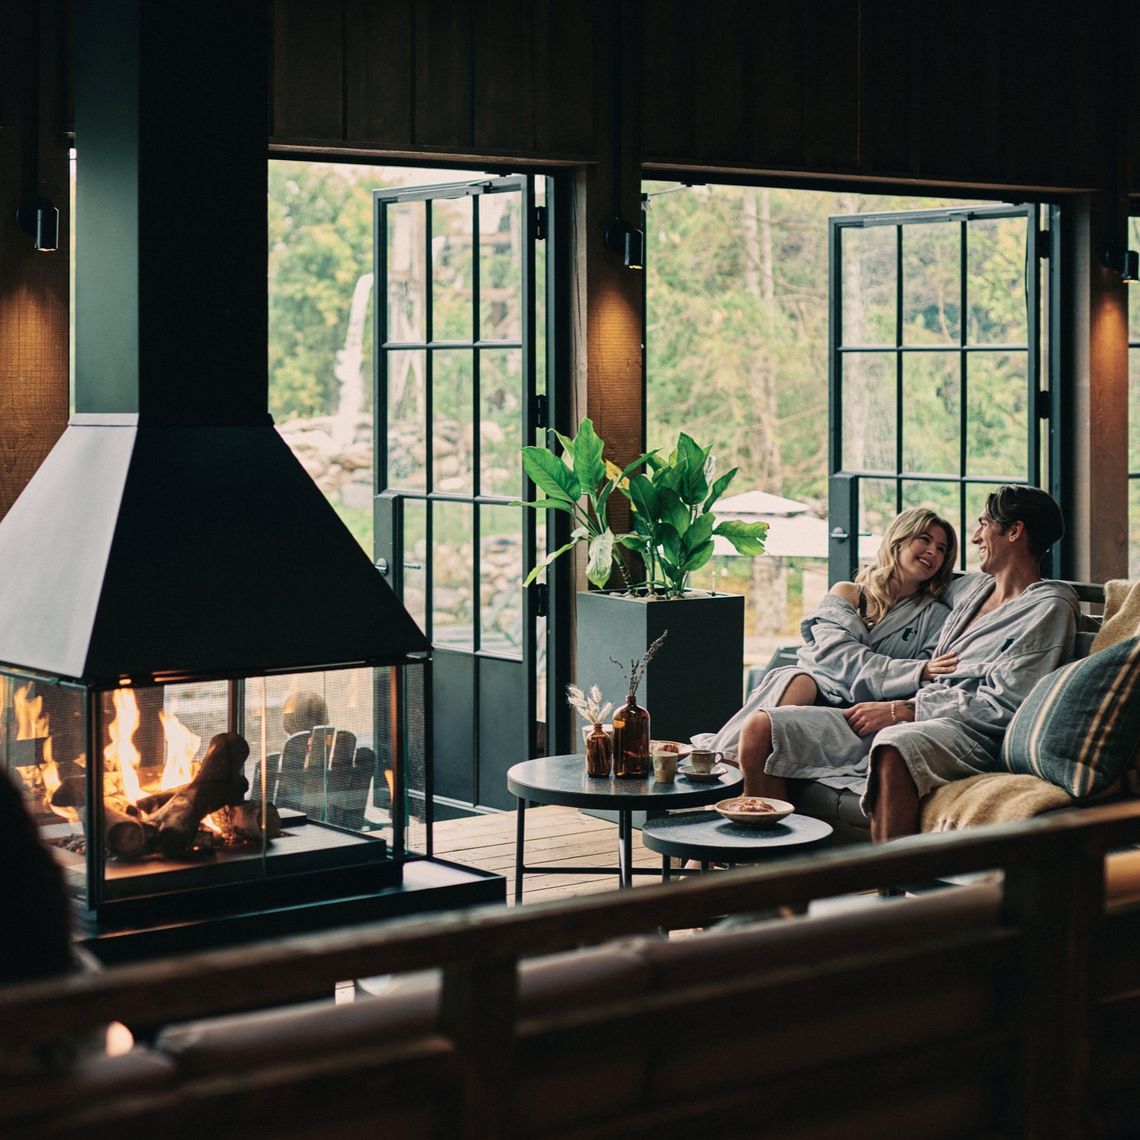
(2, 661), (428, 931)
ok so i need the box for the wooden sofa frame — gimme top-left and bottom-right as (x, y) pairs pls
(3, 799), (1140, 1138)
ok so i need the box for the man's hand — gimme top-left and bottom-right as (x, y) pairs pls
(843, 701), (898, 736)
(921, 652), (959, 681)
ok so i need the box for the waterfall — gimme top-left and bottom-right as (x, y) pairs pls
(331, 271), (374, 448)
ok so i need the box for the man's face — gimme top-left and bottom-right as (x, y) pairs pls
(971, 511), (1009, 573)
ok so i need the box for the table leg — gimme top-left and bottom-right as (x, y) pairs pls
(514, 798), (527, 905)
(618, 811), (633, 887)
(661, 856), (671, 883)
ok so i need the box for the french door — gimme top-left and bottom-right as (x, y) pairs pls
(374, 177), (544, 812)
(827, 203), (1063, 580)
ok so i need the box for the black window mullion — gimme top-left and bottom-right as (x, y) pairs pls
(959, 218), (969, 566)
(1025, 209), (1041, 486)
(895, 224), (904, 514)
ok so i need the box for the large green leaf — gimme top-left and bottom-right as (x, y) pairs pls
(510, 497), (580, 515)
(522, 447), (580, 502)
(679, 539), (715, 574)
(680, 511), (715, 558)
(522, 528), (587, 586)
(586, 528), (615, 589)
(571, 419), (606, 499)
(714, 519), (769, 556)
(656, 487), (690, 536)
(627, 473), (658, 521)
(676, 433), (710, 504)
(703, 467), (738, 514)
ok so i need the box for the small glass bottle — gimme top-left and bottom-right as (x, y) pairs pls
(611, 692), (650, 778)
(584, 723), (612, 777)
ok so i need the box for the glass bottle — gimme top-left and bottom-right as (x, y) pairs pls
(584, 723), (612, 778)
(611, 691), (650, 778)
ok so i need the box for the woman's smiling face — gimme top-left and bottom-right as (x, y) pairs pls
(900, 524), (950, 583)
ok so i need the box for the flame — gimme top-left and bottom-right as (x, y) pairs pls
(41, 736), (81, 826)
(159, 709), (201, 790)
(105, 688), (143, 803)
(14, 683), (48, 739)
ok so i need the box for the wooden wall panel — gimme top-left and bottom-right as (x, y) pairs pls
(413, 0), (473, 149)
(748, 2), (809, 169)
(272, 0), (345, 140)
(531, 0), (597, 157)
(691, 1), (751, 164)
(800, 0), (859, 172)
(641, 0), (696, 162)
(0, 0), (69, 520)
(345, 0), (413, 142)
(473, 0), (536, 153)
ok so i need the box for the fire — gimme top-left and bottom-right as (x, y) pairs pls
(105, 688), (144, 802)
(13, 683), (48, 739)
(159, 709), (201, 790)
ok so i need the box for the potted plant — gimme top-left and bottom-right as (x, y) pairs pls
(517, 421), (770, 752)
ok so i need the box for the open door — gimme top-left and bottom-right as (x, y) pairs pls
(374, 176), (544, 812)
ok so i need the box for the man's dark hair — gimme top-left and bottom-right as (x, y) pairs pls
(985, 484), (1065, 558)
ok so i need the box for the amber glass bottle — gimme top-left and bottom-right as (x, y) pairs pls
(585, 723), (613, 777)
(611, 692), (650, 778)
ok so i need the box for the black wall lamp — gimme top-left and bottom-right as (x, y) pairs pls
(15, 197), (60, 252)
(603, 217), (644, 270)
(1103, 244), (1139, 283)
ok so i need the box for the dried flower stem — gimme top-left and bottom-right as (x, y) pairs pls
(610, 630), (668, 700)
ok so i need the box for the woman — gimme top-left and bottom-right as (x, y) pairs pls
(691, 507), (959, 763)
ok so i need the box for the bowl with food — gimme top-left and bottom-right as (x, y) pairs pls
(715, 796), (794, 827)
(649, 739), (692, 762)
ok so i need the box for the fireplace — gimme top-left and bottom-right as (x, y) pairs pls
(1, 661), (427, 929)
(0, 2), (459, 945)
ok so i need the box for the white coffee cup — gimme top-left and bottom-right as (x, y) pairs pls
(688, 748), (723, 774)
(652, 750), (678, 782)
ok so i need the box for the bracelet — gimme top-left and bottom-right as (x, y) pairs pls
(890, 700), (897, 724)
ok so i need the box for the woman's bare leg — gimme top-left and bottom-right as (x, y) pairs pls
(868, 745), (920, 843)
(737, 712), (789, 799)
(777, 673), (819, 708)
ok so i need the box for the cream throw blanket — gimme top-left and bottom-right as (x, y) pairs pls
(922, 579), (1140, 832)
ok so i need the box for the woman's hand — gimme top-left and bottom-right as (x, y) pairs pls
(920, 652), (959, 681)
(843, 701), (900, 736)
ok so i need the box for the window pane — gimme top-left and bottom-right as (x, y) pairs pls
(433, 349), (473, 494)
(966, 351), (1028, 479)
(480, 348), (522, 497)
(842, 352), (896, 470)
(480, 192), (522, 342)
(859, 477), (898, 565)
(386, 200), (425, 344)
(967, 217), (1028, 345)
(841, 225), (896, 346)
(386, 349), (426, 491)
(431, 196), (473, 342)
(1130, 343), (1140, 472)
(1131, 217), (1140, 341)
(1130, 478), (1140, 577)
(479, 504), (524, 659)
(902, 222), (960, 344)
(403, 499), (428, 635)
(432, 501), (474, 649)
(903, 352), (960, 475)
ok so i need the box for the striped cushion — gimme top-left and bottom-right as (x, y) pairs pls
(1000, 636), (1140, 798)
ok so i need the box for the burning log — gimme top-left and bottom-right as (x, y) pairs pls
(105, 805), (158, 860)
(141, 732), (250, 857)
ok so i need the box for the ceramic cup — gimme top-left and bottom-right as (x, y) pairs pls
(651, 750), (678, 782)
(688, 748), (723, 774)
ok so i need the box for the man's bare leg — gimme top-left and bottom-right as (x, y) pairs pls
(737, 712), (789, 799)
(869, 745), (920, 843)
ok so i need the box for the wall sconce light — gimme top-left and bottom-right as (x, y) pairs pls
(603, 217), (644, 270)
(1103, 244), (1139, 283)
(15, 197), (60, 252)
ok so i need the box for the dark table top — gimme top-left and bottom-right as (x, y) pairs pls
(506, 754), (743, 811)
(640, 809), (833, 861)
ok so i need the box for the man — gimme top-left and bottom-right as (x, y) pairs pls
(737, 485), (1079, 842)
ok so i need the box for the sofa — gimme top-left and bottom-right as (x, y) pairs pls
(4, 800), (1140, 1138)
(793, 579), (1140, 844)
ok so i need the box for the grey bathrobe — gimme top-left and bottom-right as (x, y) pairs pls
(690, 590), (950, 762)
(762, 574), (1080, 802)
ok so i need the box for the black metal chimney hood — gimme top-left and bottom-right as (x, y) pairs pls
(0, 0), (426, 686)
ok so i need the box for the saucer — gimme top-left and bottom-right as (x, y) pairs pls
(677, 762), (728, 782)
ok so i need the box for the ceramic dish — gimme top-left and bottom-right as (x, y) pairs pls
(715, 796), (794, 826)
(650, 739), (692, 762)
(677, 762), (729, 782)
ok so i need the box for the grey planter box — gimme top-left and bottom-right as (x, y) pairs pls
(575, 589), (745, 745)
(574, 590), (745, 827)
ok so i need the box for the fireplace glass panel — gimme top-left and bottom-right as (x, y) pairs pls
(0, 661), (426, 924)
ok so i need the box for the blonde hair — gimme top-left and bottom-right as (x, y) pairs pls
(853, 507), (957, 626)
